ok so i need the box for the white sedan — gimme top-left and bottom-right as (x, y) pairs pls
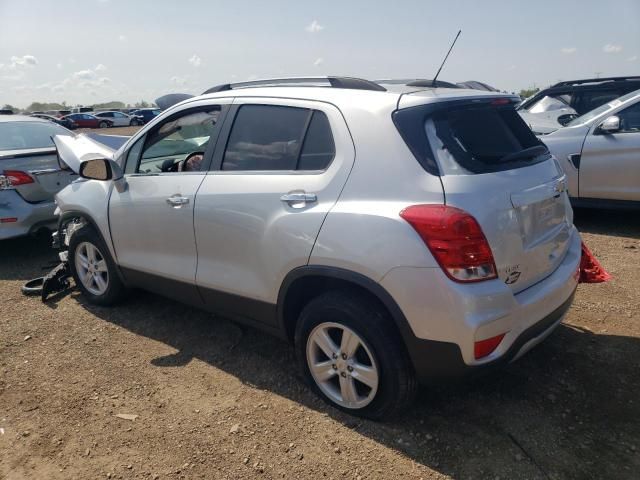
(93, 111), (141, 127)
(541, 89), (640, 208)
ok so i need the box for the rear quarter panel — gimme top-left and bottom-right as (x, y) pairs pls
(310, 102), (444, 280)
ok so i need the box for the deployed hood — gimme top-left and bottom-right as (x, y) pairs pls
(155, 93), (194, 110)
(518, 110), (564, 135)
(53, 133), (116, 174)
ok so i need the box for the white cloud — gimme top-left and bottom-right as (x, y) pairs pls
(627, 55), (638, 62)
(313, 57), (324, 67)
(506, 64), (517, 71)
(118, 35), (127, 42)
(73, 69), (98, 80)
(171, 76), (188, 86)
(56, 63), (63, 69)
(95, 63), (107, 72)
(561, 47), (577, 54)
(188, 54), (202, 67)
(0, 55), (39, 71)
(305, 20), (324, 33)
(11, 55), (38, 66)
(603, 44), (623, 53)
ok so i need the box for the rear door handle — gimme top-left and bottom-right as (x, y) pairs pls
(166, 194), (190, 207)
(280, 192), (317, 206)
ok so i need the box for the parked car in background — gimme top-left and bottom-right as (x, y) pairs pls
(94, 111), (142, 127)
(542, 89), (640, 208)
(129, 108), (161, 124)
(44, 109), (71, 118)
(518, 76), (640, 134)
(456, 80), (501, 92)
(71, 107), (94, 114)
(0, 116), (78, 239)
(0, 109), (14, 115)
(31, 113), (77, 130)
(63, 113), (113, 129)
(53, 76), (580, 418)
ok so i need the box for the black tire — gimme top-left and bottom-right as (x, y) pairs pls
(295, 290), (417, 420)
(98, 121), (109, 128)
(68, 225), (126, 306)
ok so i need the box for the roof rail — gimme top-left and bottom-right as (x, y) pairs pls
(202, 76), (386, 95)
(552, 76), (640, 87)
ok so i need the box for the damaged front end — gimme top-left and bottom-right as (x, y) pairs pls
(22, 217), (87, 301)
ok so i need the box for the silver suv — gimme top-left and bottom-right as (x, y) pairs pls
(53, 77), (581, 418)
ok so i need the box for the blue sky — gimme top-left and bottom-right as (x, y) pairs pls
(1, 0), (638, 107)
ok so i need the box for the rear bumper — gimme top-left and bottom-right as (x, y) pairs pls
(380, 226), (581, 382)
(0, 190), (57, 240)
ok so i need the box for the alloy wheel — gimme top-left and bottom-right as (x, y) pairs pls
(75, 241), (109, 296)
(306, 322), (379, 409)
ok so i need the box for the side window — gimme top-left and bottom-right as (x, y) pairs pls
(135, 107), (222, 173)
(298, 111), (335, 170)
(618, 102), (640, 133)
(221, 105), (335, 171)
(124, 135), (144, 174)
(222, 105), (309, 171)
(576, 92), (619, 115)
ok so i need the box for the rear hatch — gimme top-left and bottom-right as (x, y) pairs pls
(396, 95), (573, 292)
(0, 121), (79, 203)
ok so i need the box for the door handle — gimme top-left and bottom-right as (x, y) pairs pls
(280, 192), (317, 206)
(166, 194), (190, 207)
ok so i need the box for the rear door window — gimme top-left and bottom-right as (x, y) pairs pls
(298, 111), (335, 170)
(221, 105), (335, 171)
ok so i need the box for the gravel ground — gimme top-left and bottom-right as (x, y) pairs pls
(0, 208), (638, 480)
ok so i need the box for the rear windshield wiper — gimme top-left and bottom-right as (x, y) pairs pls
(499, 145), (548, 163)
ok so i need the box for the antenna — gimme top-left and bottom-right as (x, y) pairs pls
(432, 30), (461, 86)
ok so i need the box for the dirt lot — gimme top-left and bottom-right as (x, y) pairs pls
(1, 209), (638, 479)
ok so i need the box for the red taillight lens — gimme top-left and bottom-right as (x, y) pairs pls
(4, 170), (34, 186)
(400, 205), (497, 283)
(474, 333), (506, 359)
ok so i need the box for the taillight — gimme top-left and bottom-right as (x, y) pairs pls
(3, 170), (34, 187)
(399, 204), (497, 283)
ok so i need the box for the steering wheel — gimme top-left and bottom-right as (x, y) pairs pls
(180, 151), (205, 172)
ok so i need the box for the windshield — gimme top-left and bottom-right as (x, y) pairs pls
(0, 121), (73, 151)
(528, 95), (572, 113)
(567, 89), (640, 126)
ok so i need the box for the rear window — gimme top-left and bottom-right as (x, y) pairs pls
(0, 121), (72, 151)
(394, 101), (548, 175)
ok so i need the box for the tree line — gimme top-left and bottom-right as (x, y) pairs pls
(2, 100), (154, 113)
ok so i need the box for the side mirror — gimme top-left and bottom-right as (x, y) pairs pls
(79, 158), (124, 181)
(598, 115), (620, 134)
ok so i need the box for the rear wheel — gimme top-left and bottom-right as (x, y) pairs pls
(295, 290), (417, 419)
(68, 225), (126, 305)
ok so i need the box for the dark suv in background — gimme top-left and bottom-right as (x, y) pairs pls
(517, 76), (640, 133)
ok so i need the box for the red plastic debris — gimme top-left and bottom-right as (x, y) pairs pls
(579, 241), (612, 283)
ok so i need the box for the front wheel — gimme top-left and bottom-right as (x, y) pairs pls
(68, 225), (126, 305)
(295, 290), (417, 419)
(98, 121), (109, 128)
